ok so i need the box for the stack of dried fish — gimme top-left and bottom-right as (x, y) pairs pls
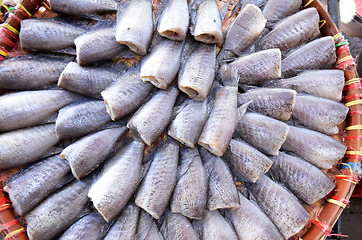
(0, 0), (349, 239)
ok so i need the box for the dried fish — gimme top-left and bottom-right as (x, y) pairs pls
(161, 211), (198, 240)
(241, 0), (267, 9)
(262, 0), (302, 21)
(49, 0), (117, 16)
(202, 210), (238, 240)
(136, 211), (164, 240)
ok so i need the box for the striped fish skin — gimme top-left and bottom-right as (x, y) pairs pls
(49, 0), (117, 16)
(262, 0), (302, 21)
(88, 141), (145, 222)
(202, 209), (239, 240)
(116, 0), (153, 55)
(0, 124), (59, 169)
(127, 87), (179, 146)
(136, 211), (164, 240)
(161, 211), (198, 240)
(4, 155), (70, 216)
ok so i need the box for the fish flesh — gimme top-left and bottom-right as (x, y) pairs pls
(60, 126), (126, 179)
(49, 0), (117, 16)
(198, 86), (238, 156)
(171, 147), (208, 219)
(161, 211), (198, 240)
(260, 8), (320, 50)
(116, 0), (153, 55)
(202, 210), (239, 240)
(0, 124), (58, 169)
(127, 87), (179, 146)
(248, 175), (310, 239)
(237, 88), (297, 121)
(140, 38), (184, 89)
(224, 139), (273, 183)
(135, 140), (179, 219)
(270, 69), (345, 101)
(25, 179), (91, 240)
(136, 211), (164, 240)
(270, 152), (335, 204)
(157, 0), (189, 41)
(55, 100), (111, 140)
(88, 141), (144, 222)
(0, 90), (77, 132)
(236, 112), (290, 156)
(168, 99), (208, 148)
(281, 36), (336, 77)
(262, 0), (302, 21)
(292, 95), (349, 135)
(282, 125), (347, 169)
(4, 155), (70, 215)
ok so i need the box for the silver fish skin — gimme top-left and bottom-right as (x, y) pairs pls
(49, 0), (117, 16)
(224, 139), (273, 183)
(140, 38), (183, 89)
(219, 49), (281, 86)
(202, 210), (239, 240)
(171, 147), (208, 219)
(198, 86), (238, 156)
(237, 88), (297, 121)
(292, 95), (349, 135)
(249, 175), (310, 239)
(0, 124), (58, 169)
(116, 0), (153, 55)
(161, 211), (198, 240)
(271, 152), (335, 205)
(127, 87), (179, 146)
(104, 202), (140, 240)
(158, 0), (189, 41)
(60, 126), (126, 180)
(136, 211), (164, 240)
(59, 212), (107, 240)
(101, 70), (154, 121)
(4, 155), (70, 216)
(135, 140), (179, 219)
(237, 112), (289, 156)
(241, 0), (267, 9)
(25, 179), (91, 240)
(191, 0), (223, 44)
(199, 147), (240, 211)
(281, 36), (336, 77)
(55, 100), (111, 140)
(262, 0), (302, 21)
(168, 99), (208, 148)
(270, 70), (345, 101)
(75, 27), (125, 65)
(0, 90), (76, 132)
(88, 141), (145, 222)
(0, 55), (69, 90)
(222, 4), (266, 59)
(20, 18), (86, 51)
(178, 43), (216, 101)
(282, 126), (347, 169)
(227, 192), (284, 240)
(260, 8), (320, 51)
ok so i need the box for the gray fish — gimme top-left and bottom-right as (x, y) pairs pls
(161, 211), (198, 240)
(116, 0), (154, 55)
(270, 70), (345, 101)
(227, 192), (284, 240)
(270, 152), (335, 205)
(281, 36), (336, 77)
(282, 125), (347, 169)
(49, 0), (117, 16)
(135, 140), (179, 219)
(0, 90), (77, 132)
(25, 179), (91, 240)
(171, 147), (208, 219)
(60, 126), (126, 180)
(55, 100), (111, 140)
(192, 219), (203, 239)
(0, 124), (59, 169)
(20, 18), (86, 51)
(88, 141), (145, 222)
(4, 155), (70, 216)
(157, 0), (189, 41)
(168, 99), (208, 148)
(140, 38), (184, 89)
(136, 211), (164, 240)
(262, 0), (302, 21)
(59, 212), (107, 240)
(241, 0), (267, 9)
(224, 139), (273, 183)
(202, 210), (239, 240)
(199, 148), (240, 211)
(198, 86), (238, 157)
(127, 87), (179, 146)
(248, 175), (310, 239)
(178, 43), (216, 101)
(237, 88), (297, 121)
(104, 202), (140, 240)
(260, 8), (320, 51)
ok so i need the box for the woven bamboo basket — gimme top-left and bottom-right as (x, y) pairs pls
(0, 0), (360, 239)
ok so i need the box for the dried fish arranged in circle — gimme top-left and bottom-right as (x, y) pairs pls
(262, 0), (302, 21)
(49, 0), (117, 17)
(202, 209), (239, 240)
(136, 211), (164, 240)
